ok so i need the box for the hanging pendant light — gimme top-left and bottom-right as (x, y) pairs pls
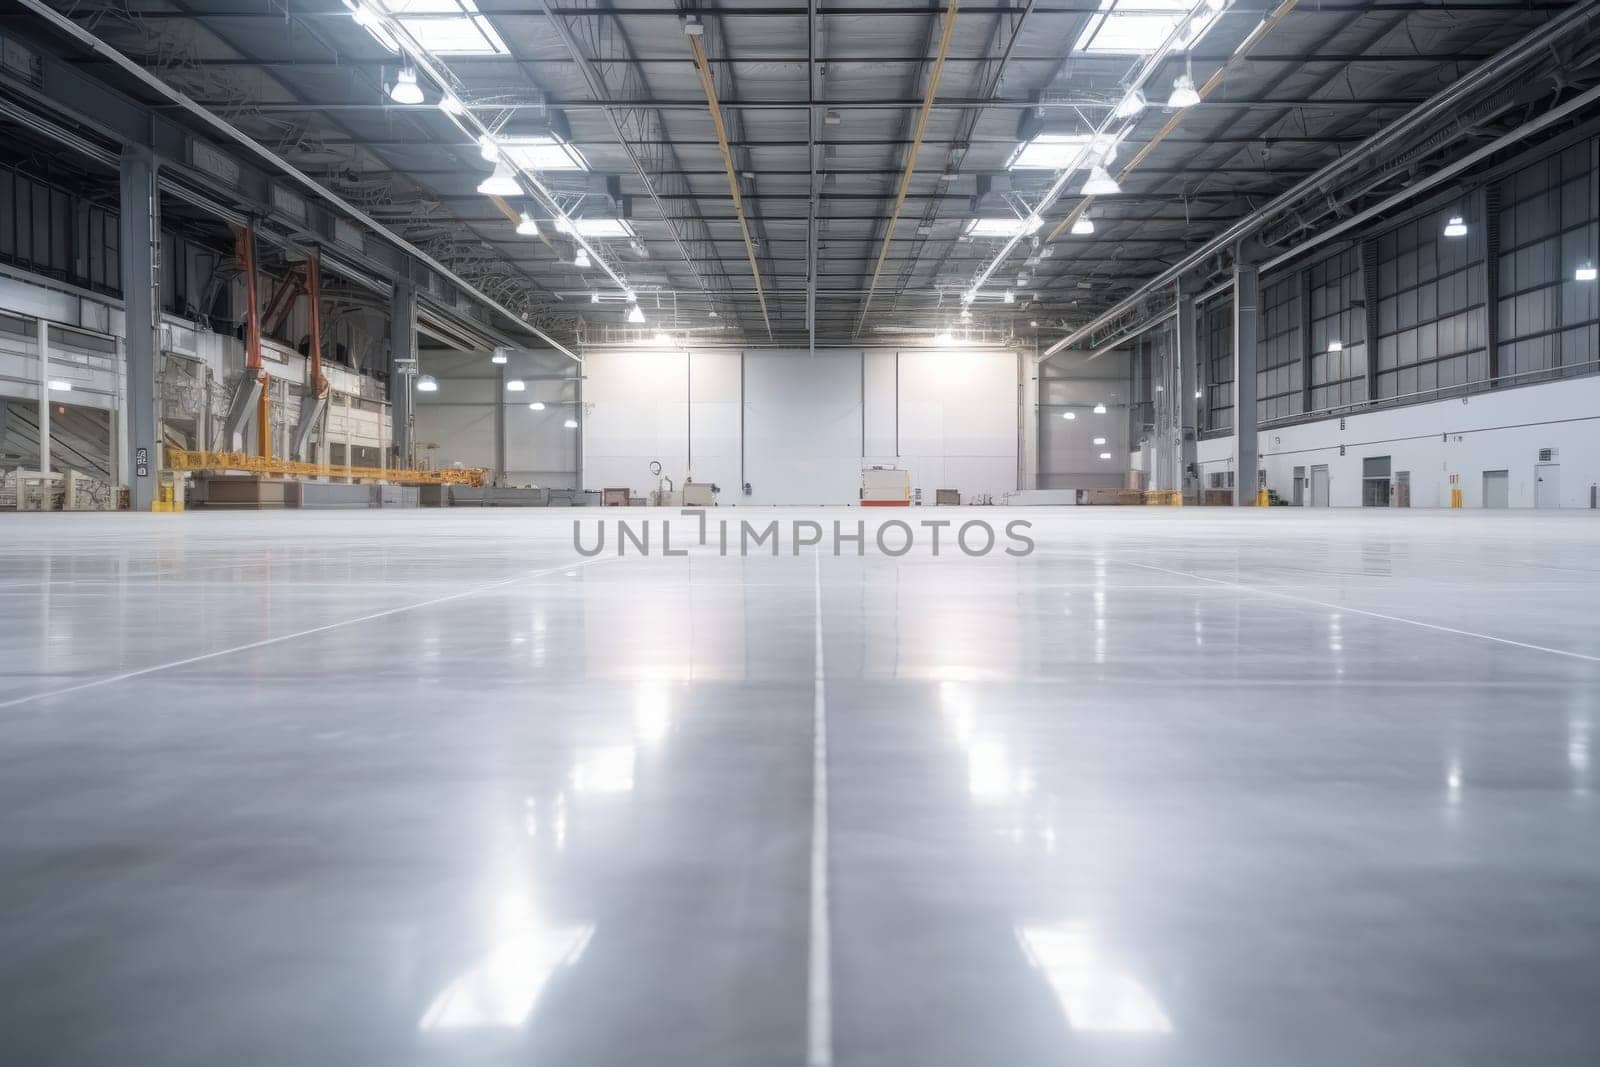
(1093, 401), (1108, 414)
(476, 159), (519, 196)
(516, 213), (540, 237)
(1083, 165), (1120, 196)
(1443, 215), (1469, 238)
(389, 67), (423, 105)
(1113, 88), (1147, 120)
(627, 303), (646, 324)
(1070, 212), (1095, 236)
(573, 248), (592, 269)
(1167, 73), (1200, 109)
(416, 374), (438, 393)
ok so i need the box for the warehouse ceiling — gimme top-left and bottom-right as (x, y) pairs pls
(15, 0), (1600, 350)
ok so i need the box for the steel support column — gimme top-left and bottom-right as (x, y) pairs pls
(1232, 255), (1260, 506)
(495, 364), (507, 487)
(36, 317), (51, 477)
(1176, 288), (1200, 502)
(118, 146), (160, 511)
(390, 277), (417, 469)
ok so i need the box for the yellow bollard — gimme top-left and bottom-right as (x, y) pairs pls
(151, 472), (184, 513)
(1255, 487), (1269, 507)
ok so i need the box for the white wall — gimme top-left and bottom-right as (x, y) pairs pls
(1198, 374), (1600, 508)
(580, 346), (1021, 505)
(414, 349), (580, 487)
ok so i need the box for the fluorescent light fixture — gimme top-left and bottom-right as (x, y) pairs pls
(964, 217), (1033, 238)
(563, 418), (579, 429)
(1167, 74), (1200, 109)
(498, 136), (589, 173)
(389, 67), (423, 105)
(1082, 165), (1120, 196)
(528, 401), (546, 411)
(515, 213), (540, 236)
(1093, 401), (1108, 414)
(1070, 213), (1095, 236)
(1099, 452), (1113, 460)
(439, 93), (464, 116)
(1062, 411), (1076, 420)
(476, 160), (520, 196)
(1075, 0), (1223, 55)
(626, 303), (646, 325)
(1003, 290), (1016, 304)
(1112, 88), (1147, 119)
(1008, 133), (1093, 171)
(1443, 215), (1468, 238)
(47, 379), (73, 392)
(505, 378), (526, 392)
(564, 217), (636, 239)
(491, 349), (508, 365)
(1093, 436), (1108, 445)
(415, 374), (438, 392)
(1576, 261), (1598, 282)
(1327, 339), (1343, 352)
(477, 133), (499, 161)
(348, 2), (399, 51)
(573, 248), (591, 269)
(380, 0), (509, 55)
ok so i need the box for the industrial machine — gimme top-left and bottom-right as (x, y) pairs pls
(861, 465), (910, 507)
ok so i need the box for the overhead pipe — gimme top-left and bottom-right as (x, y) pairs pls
(852, 0), (960, 336)
(1044, 0), (1301, 244)
(1042, 0), (1600, 358)
(688, 34), (775, 339)
(16, 0), (582, 362)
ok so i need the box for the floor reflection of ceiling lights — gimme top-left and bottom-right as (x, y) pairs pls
(571, 745), (636, 793)
(1015, 922), (1172, 1035)
(419, 923), (594, 1031)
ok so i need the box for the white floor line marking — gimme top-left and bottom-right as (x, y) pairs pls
(0, 557), (613, 710)
(1116, 558), (1600, 665)
(808, 548), (833, 1067)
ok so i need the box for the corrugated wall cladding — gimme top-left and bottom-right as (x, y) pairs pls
(1196, 132), (1600, 436)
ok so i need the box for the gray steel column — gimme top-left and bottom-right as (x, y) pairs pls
(118, 146), (160, 510)
(1176, 288), (1200, 502)
(494, 363), (507, 487)
(37, 317), (51, 476)
(1232, 254), (1260, 506)
(388, 277), (417, 469)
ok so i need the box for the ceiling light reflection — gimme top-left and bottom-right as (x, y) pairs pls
(1016, 922), (1172, 1035)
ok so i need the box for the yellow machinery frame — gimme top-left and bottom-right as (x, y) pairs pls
(166, 449), (485, 487)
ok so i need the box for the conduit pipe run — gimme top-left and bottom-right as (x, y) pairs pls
(854, 0), (960, 336)
(689, 34), (774, 340)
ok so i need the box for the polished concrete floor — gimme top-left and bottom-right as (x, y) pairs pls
(1, 506), (1598, 1065)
